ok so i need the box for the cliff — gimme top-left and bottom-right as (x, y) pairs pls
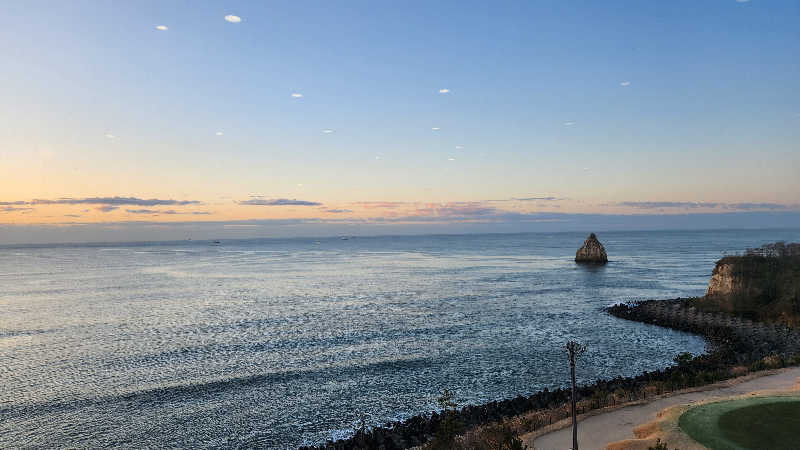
(575, 233), (608, 264)
(705, 259), (762, 298)
(703, 242), (800, 326)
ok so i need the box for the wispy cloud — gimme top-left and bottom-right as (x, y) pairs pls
(47, 197), (198, 206)
(345, 202), (507, 222)
(320, 208), (353, 214)
(617, 201), (793, 211)
(620, 81), (631, 87)
(513, 197), (559, 202)
(1, 206), (33, 213)
(563, 121), (575, 126)
(409, 202), (498, 218)
(2, 197), (202, 207)
(618, 201), (720, 209)
(97, 206), (119, 213)
(125, 209), (212, 215)
(488, 196), (564, 202)
(431, 127), (440, 131)
(726, 202), (789, 211)
(239, 198), (322, 206)
(352, 201), (407, 209)
(322, 129), (334, 133)
(126, 209), (173, 215)
(224, 15), (242, 23)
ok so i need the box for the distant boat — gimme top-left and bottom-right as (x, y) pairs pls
(340, 236), (349, 240)
(212, 240), (221, 244)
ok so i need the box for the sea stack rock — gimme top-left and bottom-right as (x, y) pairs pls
(575, 233), (608, 264)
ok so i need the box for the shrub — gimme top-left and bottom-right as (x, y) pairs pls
(705, 244), (800, 327)
(647, 438), (670, 450)
(457, 420), (528, 450)
(426, 389), (464, 450)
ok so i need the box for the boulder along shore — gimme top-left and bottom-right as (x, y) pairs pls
(302, 243), (800, 449)
(301, 297), (800, 450)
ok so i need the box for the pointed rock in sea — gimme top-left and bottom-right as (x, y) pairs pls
(575, 233), (608, 264)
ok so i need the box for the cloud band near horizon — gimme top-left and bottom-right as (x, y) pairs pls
(617, 201), (793, 211)
(0, 196), (201, 206)
(239, 198), (322, 206)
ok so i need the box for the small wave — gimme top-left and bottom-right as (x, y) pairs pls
(2, 356), (435, 420)
(0, 328), (58, 339)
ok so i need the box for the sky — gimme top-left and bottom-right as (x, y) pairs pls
(1, 0), (798, 243)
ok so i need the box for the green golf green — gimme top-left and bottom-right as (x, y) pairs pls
(679, 396), (800, 450)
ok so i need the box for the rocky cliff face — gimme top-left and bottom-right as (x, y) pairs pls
(705, 257), (764, 299)
(703, 245), (800, 326)
(575, 233), (608, 264)
(706, 261), (737, 297)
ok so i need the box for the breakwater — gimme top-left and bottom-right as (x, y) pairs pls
(304, 298), (800, 449)
(609, 298), (800, 359)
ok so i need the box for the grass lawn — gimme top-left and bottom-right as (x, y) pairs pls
(679, 396), (800, 450)
(718, 401), (800, 449)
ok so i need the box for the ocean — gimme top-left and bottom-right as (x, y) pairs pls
(2, 229), (799, 448)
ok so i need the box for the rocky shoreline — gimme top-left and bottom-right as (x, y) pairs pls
(303, 242), (800, 449)
(301, 298), (800, 450)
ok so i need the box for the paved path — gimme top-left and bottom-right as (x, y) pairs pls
(528, 367), (800, 450)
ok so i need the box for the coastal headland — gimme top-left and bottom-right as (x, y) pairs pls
(303, 242), (800, 449)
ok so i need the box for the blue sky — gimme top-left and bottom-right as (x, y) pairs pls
(0, 0), (798, 242)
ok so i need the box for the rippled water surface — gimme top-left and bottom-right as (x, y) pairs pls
(2, 229), (799, 448)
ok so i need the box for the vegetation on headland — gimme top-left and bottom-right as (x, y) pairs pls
(696, 242), (800, 327)
(302, 242), (800, 450)
(647, 439), (670, 450)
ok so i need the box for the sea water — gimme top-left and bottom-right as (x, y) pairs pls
(2, 229), (799, 448)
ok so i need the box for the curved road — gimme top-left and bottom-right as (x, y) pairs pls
(527, 367), (800, 450)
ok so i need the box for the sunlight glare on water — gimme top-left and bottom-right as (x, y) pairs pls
(2, 229), (799, 448)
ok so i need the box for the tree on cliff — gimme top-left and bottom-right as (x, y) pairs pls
(428, 388), (463, 450)
(705, 241), (800, 326)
